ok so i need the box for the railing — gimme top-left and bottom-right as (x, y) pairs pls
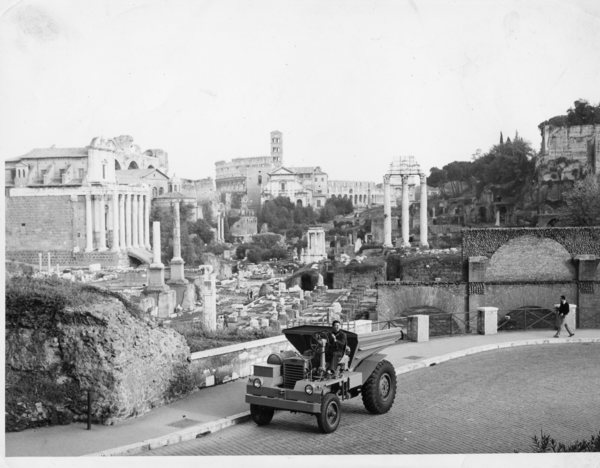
(371, 317), (408, 332)
(420, 312), (472, 337)
(497, 308), (556, 332)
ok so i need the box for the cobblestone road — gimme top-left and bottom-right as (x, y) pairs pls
(139, 343), (600, 455)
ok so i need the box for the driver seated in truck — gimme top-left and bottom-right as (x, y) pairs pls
(326, 320), (347, 376)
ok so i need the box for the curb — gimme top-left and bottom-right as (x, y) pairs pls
(393, 336), (600, 375)
(88, 336), (600, 457)
(85, 411), (251, 457)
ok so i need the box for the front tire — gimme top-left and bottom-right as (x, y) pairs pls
(250, 404), (274, 426)
(316, 393), (341, 433)
(361, 360), (397, 414)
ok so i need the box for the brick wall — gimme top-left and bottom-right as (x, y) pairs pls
(6, 196), (76, 251)
(485, 235), (575, 281)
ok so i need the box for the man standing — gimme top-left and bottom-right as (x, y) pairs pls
(554, 295), (575, 338)
(327, 320), (347, 376)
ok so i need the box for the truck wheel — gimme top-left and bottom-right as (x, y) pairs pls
(361, 359), (396, 414)
(316, 394), (341, 433)
(250, 404), (274, 426)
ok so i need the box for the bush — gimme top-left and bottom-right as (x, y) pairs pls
(531, 430), (600, 452)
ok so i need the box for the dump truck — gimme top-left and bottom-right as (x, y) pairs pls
(245, 324), (403, 433)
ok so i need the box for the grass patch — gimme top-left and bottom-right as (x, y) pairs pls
(170, 322), (281, 352)
(5, 276), (143, 325)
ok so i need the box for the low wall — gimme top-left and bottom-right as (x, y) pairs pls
(189, 336), (293, 388)
(189, 320), (374, 387)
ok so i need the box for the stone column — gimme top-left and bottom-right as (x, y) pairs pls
(111, 192), (119, 252)
(383, 174), (392, 248)
(119, 194), (126, 250)
(477, 307), (498, 335)
(138, 194), (144, 248)
(85, 193), (94, 252)
(169, 201), (186, 283)
(202, 272), (217, 331)
(98, 194), (107, 251)
(125, 193), (132, 248)
(407, 314), (429, 342)
(144, 194), (151, 249)
(220, 214), (225, 242)
(132, 194), (139, 248)
(419, 174), (429, 248)
(495, 210), (500, 226)
(401, 175), (410, 248)
(146, 221), (166, 290)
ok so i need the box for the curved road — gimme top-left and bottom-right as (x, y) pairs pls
(140, 343), (600, 455)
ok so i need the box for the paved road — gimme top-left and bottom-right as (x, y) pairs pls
(138, 343), (600, 455)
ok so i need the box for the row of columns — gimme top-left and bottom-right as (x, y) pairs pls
(383, 173), (428, 248)
(85, 192), (151, 252)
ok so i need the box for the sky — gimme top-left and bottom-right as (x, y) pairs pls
(1, 0), (600, 183)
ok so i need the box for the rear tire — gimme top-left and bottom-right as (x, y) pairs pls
(361, 360), (397, 414)
(250, 404), (274, 426)
(316, 393), (341, 433)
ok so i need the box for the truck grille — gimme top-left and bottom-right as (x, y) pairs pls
(283, 359), (306, 389)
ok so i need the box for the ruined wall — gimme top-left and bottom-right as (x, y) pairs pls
(5, 250), (127, 269)
(540, 124), (600, 176)
(386, 253), (464, 282)
(5, 278), (192, 431)
(373, 228), (600, 329)
(230, 216), (258, 240)
(332, 263), (386, 289)
(6, 195), (77, 251)
(376, 282), (466, 321)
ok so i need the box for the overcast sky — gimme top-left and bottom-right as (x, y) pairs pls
(1, 0), (599, 183)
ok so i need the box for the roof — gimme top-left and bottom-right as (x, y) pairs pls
(287, 166), (318, 175)
(115, 168), (169, 184)
(268, 166), (296, 176)
(6, 147), (89, 162)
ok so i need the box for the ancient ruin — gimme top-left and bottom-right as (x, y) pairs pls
(383, 156), (428, 248)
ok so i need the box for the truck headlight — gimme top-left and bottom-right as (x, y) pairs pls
(253, 378), (262, 388)
(305, 384), (314, 395)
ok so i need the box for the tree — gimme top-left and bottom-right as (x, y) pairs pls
(150, 203), (199, 265)
(189, 219), (214, 245)
(566, 99), (598, 126)
(563, 175), (600, 226)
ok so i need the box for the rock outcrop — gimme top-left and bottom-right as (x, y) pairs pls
(5, 277), (192, 432)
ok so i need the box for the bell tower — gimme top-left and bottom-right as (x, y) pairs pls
(270, 130), (283, 167)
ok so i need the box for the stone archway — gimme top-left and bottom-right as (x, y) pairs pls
(300, 273), (316, 291)
(128, 161), (139, 169)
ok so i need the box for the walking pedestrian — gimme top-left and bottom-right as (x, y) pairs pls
(554, 295), (574, 338)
